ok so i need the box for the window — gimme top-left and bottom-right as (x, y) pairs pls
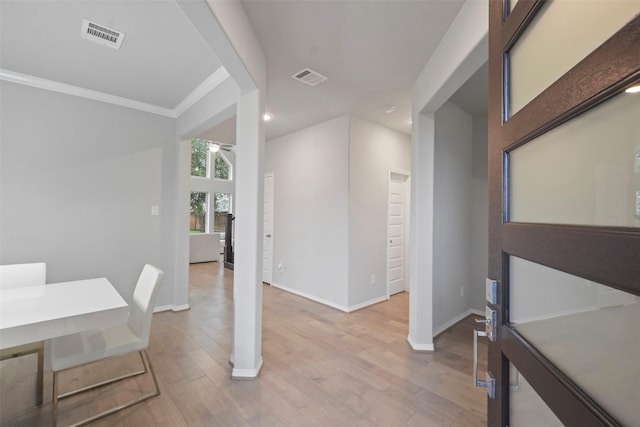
(191, 139), (233, 180)
(191, 138), (209, 178)
(213, 193), (231, 232)
(214, 152), (232, 180)
(190, 192), (208, 233)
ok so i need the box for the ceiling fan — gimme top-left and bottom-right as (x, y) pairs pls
(195, 138), (234, 153)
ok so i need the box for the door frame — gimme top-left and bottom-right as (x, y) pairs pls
(488, 1), (640, 424)
(263, 172), (274, 284)
(387, 169), (411, 296)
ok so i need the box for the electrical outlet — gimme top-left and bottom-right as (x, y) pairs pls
(151, 205), (159, 216)
(370, 274), (376, 285)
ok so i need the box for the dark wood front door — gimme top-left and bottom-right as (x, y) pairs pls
(486, 1), (640, 425)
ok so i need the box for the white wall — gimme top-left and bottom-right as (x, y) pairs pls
(413, 0), (488, 114)
(409, 0), (488, 349)
(265, 116), (350, 308)
(433, 102), (473, 330)
(432, 104), (488, 333)
(349, 116), (411, 307)
(0, 81), (176, 306)
(265, 115), (410, 311)
(470, 114), (488, 311)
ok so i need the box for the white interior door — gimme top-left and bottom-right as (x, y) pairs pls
(388, 172), (409, 295)
(263, 173), (274, 284)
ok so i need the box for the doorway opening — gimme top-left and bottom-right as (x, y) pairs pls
(186, 117), (236, 270)
(432, 62), (488, 336)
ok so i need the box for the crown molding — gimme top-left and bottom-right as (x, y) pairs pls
(0, 67), (230, 119)
(173, 67), (230, 117)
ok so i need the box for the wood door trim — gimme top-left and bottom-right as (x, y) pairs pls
(503, 223), (640, 294)
(489, 1), (639, 424)
(488, 1), (507, 425)
(502, 326), (620, 426)
(502, 16), (640, 151)
(502, 0), (545, 52)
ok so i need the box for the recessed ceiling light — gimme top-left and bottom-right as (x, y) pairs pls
(383, 105), (396, 114)
(263, 113), (272, 121)
(625, 84), (640, 94)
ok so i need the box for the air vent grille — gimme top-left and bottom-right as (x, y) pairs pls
(81, 19), (125, 50)
(291, 68), (328, 86)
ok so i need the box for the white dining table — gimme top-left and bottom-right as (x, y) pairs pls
(0, 277), (129, 349)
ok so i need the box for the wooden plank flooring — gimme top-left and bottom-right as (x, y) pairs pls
(0, 261), (487, 426)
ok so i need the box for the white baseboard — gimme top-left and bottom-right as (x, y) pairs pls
(153, 304), (190, 313)
(270, 282), (350, 312)
(347, 295), (389, 312)
(407, 335), (434, 352)
(270, 282), (389, 313)
(434, 308), (484, 337)
(231, 357), (263, 380)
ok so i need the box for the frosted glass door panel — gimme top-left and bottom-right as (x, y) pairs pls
(509, 363), (563, 426)
(510, 90), (640, 226)
(509, 256), (640, 426)
(509, 1), (639, 115)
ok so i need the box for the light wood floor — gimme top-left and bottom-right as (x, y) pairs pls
(0, 261), (487, 426)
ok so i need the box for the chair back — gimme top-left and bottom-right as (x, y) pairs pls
(0, 262), (46, 289)
(128, 264), (164, 346)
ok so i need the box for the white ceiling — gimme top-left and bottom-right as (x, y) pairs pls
(242, 0), (465, 139)
(0, 0), (475, 142)
(0, 0), (221, 109)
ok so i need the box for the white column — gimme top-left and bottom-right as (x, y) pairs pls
(408, 112), (435, 351)
(173, 139), (192, 311)
(232, 89), (264, 378)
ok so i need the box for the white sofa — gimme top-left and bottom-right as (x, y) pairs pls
(189, 233), (221, 263)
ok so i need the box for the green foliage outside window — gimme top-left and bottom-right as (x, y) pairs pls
(189, 138), (232, 233)
(213, 193), (230, 232)
(190, 192), (207, 233)
(214, 153), (230, 180)
(191, 138), (208, 177)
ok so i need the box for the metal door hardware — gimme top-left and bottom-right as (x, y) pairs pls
(474, 306), (497, 342)
(486, 278), (498, 305)
(473, 328), (496, 399)
(472, 305), (497, 398)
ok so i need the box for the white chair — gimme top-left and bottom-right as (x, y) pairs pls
(50, 264), (164, 426)
(0, 262), (47, 405)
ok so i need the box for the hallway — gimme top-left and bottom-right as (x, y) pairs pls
(1, 262), (486, 426)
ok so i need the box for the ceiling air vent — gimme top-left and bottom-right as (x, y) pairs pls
(291, 68), (328, 86)
(81, 18), (125, 50)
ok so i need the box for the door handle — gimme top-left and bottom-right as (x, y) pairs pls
(478, 307), (497, 341)
(473, 328), (496, 398)
(265, 234), (271, 238)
